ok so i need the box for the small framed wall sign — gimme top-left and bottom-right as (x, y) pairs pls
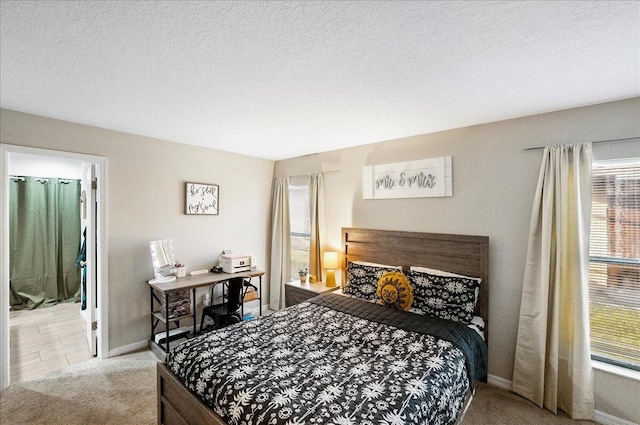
(185, 182), (219, 215)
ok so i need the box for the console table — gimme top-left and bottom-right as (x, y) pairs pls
(148, 270), (264, 357)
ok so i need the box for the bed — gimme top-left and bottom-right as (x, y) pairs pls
(157, 227), (489, 425)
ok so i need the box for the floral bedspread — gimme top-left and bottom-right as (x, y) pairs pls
(165, 295), (485, 425)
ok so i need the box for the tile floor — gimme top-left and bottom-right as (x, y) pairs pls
(9, 302), (93, 384)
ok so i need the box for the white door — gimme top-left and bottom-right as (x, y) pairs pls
(81, 163), (97, 356)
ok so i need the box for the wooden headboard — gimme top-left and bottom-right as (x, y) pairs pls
(341, 227), (490, 338)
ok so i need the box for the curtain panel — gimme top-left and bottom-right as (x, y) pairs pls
(512, 144), (594, 419)
(308, 173), (325, 282)
(9, 177), (82, 310)
(269, 177), (291, 310)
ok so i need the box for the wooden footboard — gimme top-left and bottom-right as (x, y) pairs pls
(455, 387), (475, 425)
(158, 362), (474, 425)
(157, 362), (226, 425)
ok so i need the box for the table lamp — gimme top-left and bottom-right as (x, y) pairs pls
(323, 251), (339, 287)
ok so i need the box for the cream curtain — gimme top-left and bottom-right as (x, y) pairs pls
(308, 173), (325, 282)
(512, 144), (594, 419)
(269, 177), (290, 310)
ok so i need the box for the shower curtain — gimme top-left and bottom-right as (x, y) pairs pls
(9, 176), (82, 310)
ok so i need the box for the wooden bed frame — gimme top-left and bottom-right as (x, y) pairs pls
(341, 227), (490, 340)
(157, 227), (489, 425)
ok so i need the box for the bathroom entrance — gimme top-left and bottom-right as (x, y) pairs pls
(0, 145), (107, 389)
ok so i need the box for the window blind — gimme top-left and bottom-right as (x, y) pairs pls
(589, 158), (640, 370)
(288, 180), (310, 281)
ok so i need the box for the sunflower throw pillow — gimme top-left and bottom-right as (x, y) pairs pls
(376, 271), (413, 311)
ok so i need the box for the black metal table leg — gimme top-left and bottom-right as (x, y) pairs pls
(240, 282), (244, 319)
(164, 293), (170, 353)
(192, 288), (197, 336)
(259, 276), (262, 316)
(150, 287), (154, 341)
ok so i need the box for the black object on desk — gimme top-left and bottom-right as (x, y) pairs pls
(200, 278), (243, 331)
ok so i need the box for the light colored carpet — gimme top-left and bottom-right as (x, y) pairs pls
(0, 350), (598, 425)
(466, 383), (596, 425)
(0, 350), (157, 425)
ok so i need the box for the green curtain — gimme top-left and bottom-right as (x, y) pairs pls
(9, 177), (82, 310)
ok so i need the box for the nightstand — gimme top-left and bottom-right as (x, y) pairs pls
(284, 280), (339, 307)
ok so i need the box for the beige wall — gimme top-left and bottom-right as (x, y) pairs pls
(2, 98), (638, 421)
(0, 108), (274, 351)
(274, 97), (640, 422)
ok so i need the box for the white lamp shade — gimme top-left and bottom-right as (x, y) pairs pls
(323, 251), (339, 270)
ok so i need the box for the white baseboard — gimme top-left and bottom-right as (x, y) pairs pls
(595, 410), (639, 425)
(108, 339), (147, 357)
(269, 302), (281, 311)
(487, 374), (512, 390)
(244, 304), (275, 317)
(244, 304), (267, 316)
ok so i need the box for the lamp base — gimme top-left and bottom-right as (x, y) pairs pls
(325, 269), (336, 287)
(149, 275), (176, 285)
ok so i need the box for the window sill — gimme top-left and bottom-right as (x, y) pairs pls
(592, 360), (640, 382)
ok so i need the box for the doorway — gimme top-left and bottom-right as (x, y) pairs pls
(0, 145), (108, 390)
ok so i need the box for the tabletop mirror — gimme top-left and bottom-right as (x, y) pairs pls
(149, 239), (177, 284)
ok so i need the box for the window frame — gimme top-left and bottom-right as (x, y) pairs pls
(288, 178), (311, 281)
(588, 157), (640, 372)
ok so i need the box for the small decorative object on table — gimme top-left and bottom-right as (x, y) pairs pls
(175, 261), (186, 278)
(298, 268), (308, 283)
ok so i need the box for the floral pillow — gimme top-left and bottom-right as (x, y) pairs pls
(343, 261), (401, 302)
(410, 266), (481, 300)
(407, 269), (481, 324)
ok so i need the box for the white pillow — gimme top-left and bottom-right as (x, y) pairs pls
(353, 261), (401, 269)
(409, 266), (481, 282)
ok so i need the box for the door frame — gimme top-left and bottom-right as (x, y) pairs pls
(80, 163), (98, 356)
(0, 144), (109, 390)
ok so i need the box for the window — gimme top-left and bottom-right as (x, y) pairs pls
(289, 178), (310, 281)
(589, 158), (640, 370)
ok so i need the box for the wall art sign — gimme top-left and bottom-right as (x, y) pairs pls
(362, 156), (452, 199)
(185, 182), (219, 215)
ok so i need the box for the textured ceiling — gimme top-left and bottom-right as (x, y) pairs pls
(1, 1), (638, 160)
